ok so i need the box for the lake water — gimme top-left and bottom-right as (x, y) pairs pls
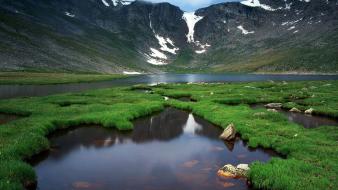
(31, 108), (277, 190)
(1, 74), (337, 99)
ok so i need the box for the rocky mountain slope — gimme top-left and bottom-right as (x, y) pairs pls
(0, 0), (337, 74)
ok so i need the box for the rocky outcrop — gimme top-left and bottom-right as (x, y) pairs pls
(217, 164), (250, 178)
(219, 123), (236, 141)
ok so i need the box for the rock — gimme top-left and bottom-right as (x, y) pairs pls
(290, 107), (301, 113)
(217, 164), (250, 179)
(305, 108), (314, 115)
(219, 123), (236, 141)
(237, 164), (250, 171)
(236, 164), (250, 177)
(217, 164), (237, 178)
(267, 109), (278, 113)
(265, 103), (282, 109)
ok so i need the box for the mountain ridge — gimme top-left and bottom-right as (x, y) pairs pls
(0, 0), (337, 74)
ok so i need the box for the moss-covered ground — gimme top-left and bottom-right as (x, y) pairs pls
(0, 80), (337, 189)
(0, 72), (127, 85)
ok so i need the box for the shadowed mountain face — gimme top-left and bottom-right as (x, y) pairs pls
(0, 0), (337, 73)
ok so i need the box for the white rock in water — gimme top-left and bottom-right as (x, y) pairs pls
(237, 164), (250, 171)
(305, 108), (314, 114)
(265, 103), (282, 108)
(290, 107), (301, 113)
(217, 163), (250, 178)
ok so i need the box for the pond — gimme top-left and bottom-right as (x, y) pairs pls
(1, 74), (337, 99)
(31, 108), (277, 190)
(250, 104), (338, 128)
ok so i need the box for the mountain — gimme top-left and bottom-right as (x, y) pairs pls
(0, 0), (337, 74)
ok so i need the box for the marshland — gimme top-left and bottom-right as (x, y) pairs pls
(0, 76), (337, 190)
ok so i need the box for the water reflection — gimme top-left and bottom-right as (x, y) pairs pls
(183, 114), (202, 135)
(284, 111), (337, 128)
(32, 108), (276, 190)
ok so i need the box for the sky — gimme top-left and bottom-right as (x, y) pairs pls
(146, 0), (240, 12)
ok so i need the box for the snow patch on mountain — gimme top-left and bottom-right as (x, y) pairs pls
(150, 48), (167, 60)
(182, 12), (212, 54)
(240, 0), (277, 11)
(145, 55), (168, 65)
(155, 35), (179, 55)
(102, 0), (134, 7)
(287, 26), (296, 30)
(282, 18), (303, 26)
(195, 42), (211, 54)
(123, 71), (141, 75)
(146, 14), (179, 66)
(237, 25), (255, 35)
(101, 0), (110, 6)
(65, 12), (75, 17)
(182, 12), (204, 43)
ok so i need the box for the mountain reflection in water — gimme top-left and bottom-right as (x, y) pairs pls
(32, 108), (276, 190)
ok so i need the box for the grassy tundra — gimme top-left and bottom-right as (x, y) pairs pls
(0, 81), (337, 190)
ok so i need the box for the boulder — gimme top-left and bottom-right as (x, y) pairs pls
(305, 108), (314, 115)
(290, 107), (301, 113)
(217, 164), (250, 179)
(236, 164), (250, 177)
(267, 109), (278, 113)
(265, 103), (282, 109)
(219, 123), (236, 141)
(217, 164), (237, 178)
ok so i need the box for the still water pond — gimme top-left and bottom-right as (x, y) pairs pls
(2, 74), (338, 99)
(32, 108), (276, 190)
(251, 104), (338, 128)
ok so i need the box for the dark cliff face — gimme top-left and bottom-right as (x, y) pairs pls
(149, 3), (188, 47)
(0, 0), (337, 73)
(194, 2), (268, 44)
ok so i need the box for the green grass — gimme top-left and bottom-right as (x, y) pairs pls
(0, 72), (127, 85)
(0, 81), (337, 189)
